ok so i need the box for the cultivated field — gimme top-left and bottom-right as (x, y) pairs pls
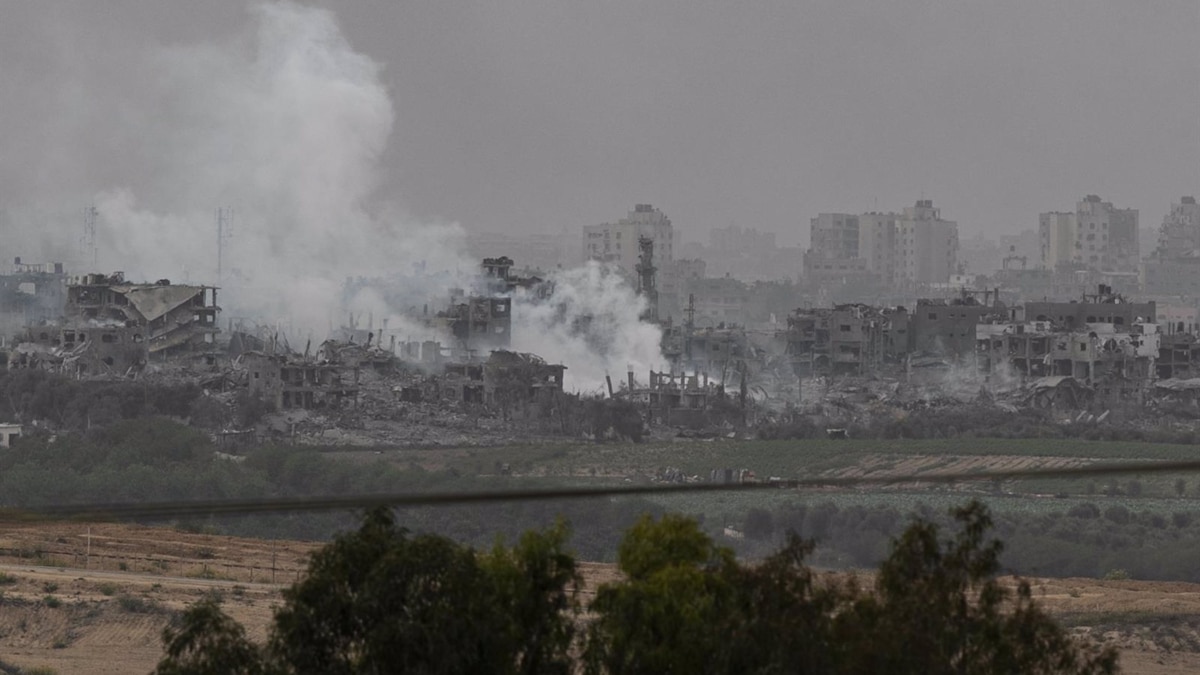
(333, 436), (1200, 519)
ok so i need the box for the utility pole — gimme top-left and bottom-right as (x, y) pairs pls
(684, 293), (695, 362)
(82, 206), (98, 269)
(217, 207), (234, 284)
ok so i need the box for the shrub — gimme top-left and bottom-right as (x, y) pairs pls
(743, 508), (775, 541)
(117, 594), (158, 614)
(1103, 505), (1131, 525)
(1067, 503), (1100, 519)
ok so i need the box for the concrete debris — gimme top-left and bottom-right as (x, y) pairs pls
(5, 255), (1200, 447)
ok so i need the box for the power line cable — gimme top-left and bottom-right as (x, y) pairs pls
(3, 457), (1198, 524)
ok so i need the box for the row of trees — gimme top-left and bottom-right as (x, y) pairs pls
(155, 502), (1118, 674)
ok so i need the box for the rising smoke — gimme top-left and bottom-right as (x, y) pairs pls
(512, 262), (665, 393)
(22, 2), (664, 391)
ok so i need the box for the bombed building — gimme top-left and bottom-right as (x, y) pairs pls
(6, 272), (221, 377)
(0, 259), (67, 334)
(66, 273), (220, 357)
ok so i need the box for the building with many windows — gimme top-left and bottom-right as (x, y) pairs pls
(896, 200), (958, 286)
(804, 200), (957, 287)
(582, 204), (675, 275)
(1039, 195), (1139, 273)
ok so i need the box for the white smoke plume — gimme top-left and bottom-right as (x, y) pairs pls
(65, 1), (664, 391)
(90, 2), (473, 340)
(512, 263), (665, 393)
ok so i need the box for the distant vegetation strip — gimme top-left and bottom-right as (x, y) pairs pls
(6, 457), (1200, 523)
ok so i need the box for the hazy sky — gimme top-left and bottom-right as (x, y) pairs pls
(2, 1), (1197, 251)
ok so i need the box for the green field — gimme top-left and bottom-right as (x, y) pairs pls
(391, 437), (1200, 488)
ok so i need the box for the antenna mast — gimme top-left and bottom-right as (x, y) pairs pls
(217, 207), (234, 284)
(82, 206), (98, 269)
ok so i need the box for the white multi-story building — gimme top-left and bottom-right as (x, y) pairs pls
(1153, 196), (1200, 259)
(857, 212), (899, 282)
(582, 204), (675, 275)
(1039, 195), (1138, 272)
(805, 201), (957, 286)
(1039, 211), (1076, 271)
(895, 200), (958, 285)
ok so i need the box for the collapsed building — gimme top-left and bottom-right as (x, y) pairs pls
(783, 304), (911, 377)
(619, 369), (743, 428)
(781, 290), (1008, 379)
(0, 259), (67, 331)
(773, 284), (1200, 411)
(412, 256), (551, 359)
(8, 272), (221, 376)
(66, 273), (220, 356)
(242, 341), (362, 410)
(977, 320), (1159, 404)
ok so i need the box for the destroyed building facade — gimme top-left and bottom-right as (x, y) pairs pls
(243, 341), (362, 410)
(7, 272), (221, 377)
(0, 259), (67, 331)
(977, 320), (1160, 404)
(67, 273), (220, 357)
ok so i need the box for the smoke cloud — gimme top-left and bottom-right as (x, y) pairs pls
(89, 2), (472, 336)
(512, 263), (665, 393)
(38, 1), (664, 391)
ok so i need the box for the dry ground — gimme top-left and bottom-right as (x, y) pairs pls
(0, 522), (1196, 674)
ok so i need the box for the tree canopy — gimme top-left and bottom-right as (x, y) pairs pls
(155, 502), (1119, 675)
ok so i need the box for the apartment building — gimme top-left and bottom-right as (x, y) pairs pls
(806, 201), (958, 287)
(895, 200), (958, 286)
(1039, 195), (1139, 273)
(582, 204), (675, 274)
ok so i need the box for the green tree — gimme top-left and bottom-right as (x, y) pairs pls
(271, 508), (511, 674)
(831, 501), (1118, 675)
(586, 504), (1118, 675)
(154, 507), (580, 675)
(583, 514), (734, 675)
(482, 521), (580, 675)
(154, 598), (266, 675)
(155, 503), (1119, 675)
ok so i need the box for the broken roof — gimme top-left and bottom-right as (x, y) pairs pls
(114, 285), (206, 322)
(1154, 378), (1200, 392)
(1029, 376), (1082, 390)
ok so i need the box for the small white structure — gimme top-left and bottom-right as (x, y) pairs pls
(0, 423), (22, 449)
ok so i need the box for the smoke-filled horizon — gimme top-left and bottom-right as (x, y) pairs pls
(3, 1), (1197, 249)
(1, 2), (667, 392)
